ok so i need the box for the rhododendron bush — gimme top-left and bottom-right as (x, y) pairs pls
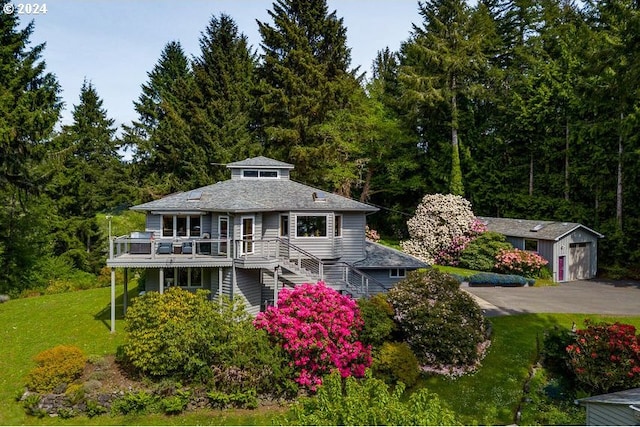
(254, 282), (372, 390)
(495, 248), (548, 277)
(401, 193), (482, 264)
(566, 320), (640, 394)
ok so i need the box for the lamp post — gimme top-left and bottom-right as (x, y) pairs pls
(106, 215), (113, 241)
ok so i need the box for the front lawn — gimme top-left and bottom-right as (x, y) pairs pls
(2, 285), (639, 425)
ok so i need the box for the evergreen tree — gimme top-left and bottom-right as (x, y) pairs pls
(255, 0), (367, 191)
(191, 14), (261, 181)
(48, 81), (121, 273)
(400, 0), (493, 197)
(123, 41), (198, 198)
(0, 4), (62, 293)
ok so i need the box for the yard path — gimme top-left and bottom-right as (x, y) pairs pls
(462, 279), (640, 317)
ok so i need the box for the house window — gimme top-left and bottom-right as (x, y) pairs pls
(296, 215), (327, 237)
(280, 215), (289, 237)
(162, 215), (202, 238)
(335, 214), (342, 237)
(164, 268), (203, 288)
(242, 169), (279, 179)
(524, 239), (538, 252)
(389, 268), (406, 278)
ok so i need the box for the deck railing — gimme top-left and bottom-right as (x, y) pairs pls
(110, 236), (232, 259)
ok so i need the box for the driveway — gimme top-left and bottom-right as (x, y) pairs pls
(462, 279), (640, 317)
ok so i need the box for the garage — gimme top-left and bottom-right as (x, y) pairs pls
(569, 242), (591, 280)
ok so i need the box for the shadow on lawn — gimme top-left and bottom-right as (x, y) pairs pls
(94, 286), (140, 331)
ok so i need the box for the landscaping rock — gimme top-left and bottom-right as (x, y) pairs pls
(0, 294), (9, 303)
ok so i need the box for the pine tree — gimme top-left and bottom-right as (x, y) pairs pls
(191, 14), (261, 180)
(255, 0), (367, 191)
(0, 4), (62, 292)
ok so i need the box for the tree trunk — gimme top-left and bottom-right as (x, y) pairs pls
(529, 152), (534, 196)
(360, 167), (373, 203)
(616, 114), (623, 229)
(564, 118), (570, 201)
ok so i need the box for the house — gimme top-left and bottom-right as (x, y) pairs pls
(106, 156), (428, 332)
(577, 388), (640, 425)
(478, 217), (604, 282)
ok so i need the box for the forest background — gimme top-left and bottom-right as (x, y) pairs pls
(1, 0), (639, 295)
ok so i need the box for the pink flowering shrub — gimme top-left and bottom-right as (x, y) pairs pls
(494, 248), (548, 277)
(435, 218), (488, 266)
(254, 282), (372, 390)
(365, 225), (380, 242)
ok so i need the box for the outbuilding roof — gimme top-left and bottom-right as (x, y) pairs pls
(577, 388), (640, 406)
(131, 179), (378, 213)
(477, 217), (604, 241)
(354, 241), (429, 269)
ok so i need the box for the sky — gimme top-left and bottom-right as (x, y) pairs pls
(20, 0), (424, 130)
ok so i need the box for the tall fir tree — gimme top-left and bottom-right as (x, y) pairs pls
(0, 4), (62, 293)
(48, 81), (121, 273)
(255, 0), (367, 192)
(123, 41), (199, 198)
(191, 13), (261, 181)
(400, 0), (493, 197)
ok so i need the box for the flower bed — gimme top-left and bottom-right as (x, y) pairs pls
(467, 272), (534, 287)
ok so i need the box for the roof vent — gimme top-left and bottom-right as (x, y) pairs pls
(187, 190), (202, 201)
(312, 191), (327, 202)
(530, 224), (544, 232)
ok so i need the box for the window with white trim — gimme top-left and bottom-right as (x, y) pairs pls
(162, 215), (201, 238)
(334, 214), (342, 237)
(163, 267), (203, 288)
(524, 239), (538, 252)
(280, 214), (289, 237)
(242, 169), (279, 179)
(389, 268), (406, 278)
(296, 215), (327, 237)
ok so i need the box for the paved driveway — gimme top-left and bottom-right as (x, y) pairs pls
(463, 279), (640, 317)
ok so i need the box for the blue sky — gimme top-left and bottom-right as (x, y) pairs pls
(23, 0), (423, 129)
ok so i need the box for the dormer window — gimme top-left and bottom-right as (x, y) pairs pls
(242, 169), (280, 179)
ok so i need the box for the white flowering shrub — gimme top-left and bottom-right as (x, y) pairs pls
(401, 193), (476, 264)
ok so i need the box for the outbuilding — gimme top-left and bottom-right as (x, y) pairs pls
(577, 387), (640, 425)
(478, 217), (604, 282)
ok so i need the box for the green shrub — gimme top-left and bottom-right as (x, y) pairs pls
(122, 288), (296, 396)
(458, 232), (512, 271)
(387, 269), (488, 367)
(160, 389), (191, 415)
(25, 345), (86, 393)
(357, 294), (397, 349)
(207, 389), (258, 409)
(111, 390), (157, 415)
(281, 370), (458, 425)
(22, 394), (45, 418)
(540, 325), (576, 381)
(122, 288), (220, 380)
(467, 272), (534, 287)
(85, 399), (107, 418)
(373, 341), (420, 387)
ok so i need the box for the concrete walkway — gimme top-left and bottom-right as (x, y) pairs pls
(462, 279), (640, 317)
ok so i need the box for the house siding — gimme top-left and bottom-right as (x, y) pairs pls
(234, 268), (262, 316)
(585, 403), (638, 425)
(261, 212), (281, 239)
(357, 269), (400, 294)
(340, 213), (366, 263)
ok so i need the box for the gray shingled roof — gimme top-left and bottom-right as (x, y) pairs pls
(226, 156), (293, 169)
(478, 217), (603, 241)
(577, 388), (640, 405)
(131, 179), (377, 213)
(354, 241), (429, 269)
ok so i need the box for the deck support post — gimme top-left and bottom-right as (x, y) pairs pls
(110, 267), (116, 333)
(273, 266), (279, 307)
(123, 268), (128, 315)
(159, 268), (164, 294)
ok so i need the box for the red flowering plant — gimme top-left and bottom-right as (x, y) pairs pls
(566, 320), (640, 394)
(254, 282), (372, 391)
(494, 248), (548, 277)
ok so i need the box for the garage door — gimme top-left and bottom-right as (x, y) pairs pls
(569, 242), (590, 280)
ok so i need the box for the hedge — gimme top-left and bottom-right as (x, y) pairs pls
(467, 272), (534, 287)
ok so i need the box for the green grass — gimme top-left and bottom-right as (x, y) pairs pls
(3, 286), (639, 425)
(417, 313), (640, 425)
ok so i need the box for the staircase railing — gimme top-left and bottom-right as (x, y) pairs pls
(273, 238), (389, 297)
